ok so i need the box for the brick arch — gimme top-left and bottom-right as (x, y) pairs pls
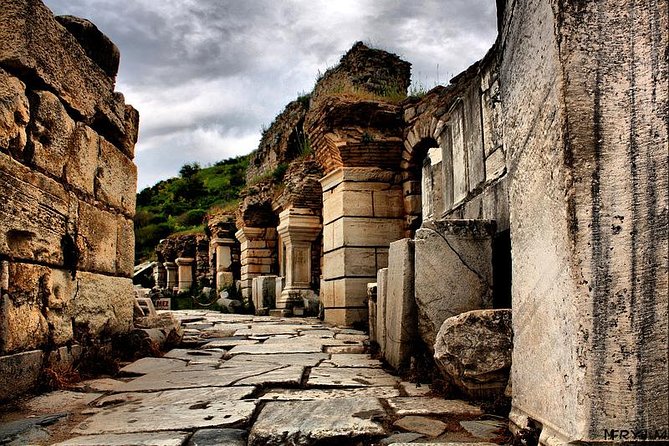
(400, 136), (441, 234)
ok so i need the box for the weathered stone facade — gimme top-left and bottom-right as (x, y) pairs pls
(0, 0), (138, 400)
(233, 3), (667, 445)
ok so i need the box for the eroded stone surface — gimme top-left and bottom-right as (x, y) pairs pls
(387, 397), (482, 417)
(307, 366), (398, 387)
(53, 431), (190, 446)
(74, 387), (256, 434)
(249, 398), (387, 445)
(393, 416), (447, 437)
(259, 387), (400, 401)
(188, 428), (246, 446)
(119, 357), (188, 376)
(23, 390), (102, 413)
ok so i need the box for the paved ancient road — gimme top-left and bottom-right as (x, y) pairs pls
(2, 311), (507, 445)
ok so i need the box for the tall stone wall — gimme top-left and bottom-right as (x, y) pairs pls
(0, 0), (138, 400)
(500, 0), (668, 443)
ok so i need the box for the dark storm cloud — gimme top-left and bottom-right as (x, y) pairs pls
(43, 0), (496, 189)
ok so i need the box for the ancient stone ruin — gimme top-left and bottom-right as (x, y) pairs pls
(0, 0), (140, 401)
(1, 0), (667, 445)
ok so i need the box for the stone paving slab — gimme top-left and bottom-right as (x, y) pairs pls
(52, 431), (191, 445)
(307, 367), (399, 387)
(188, 428), (246, 446)
(227, 343), (323, 355)
(221, 353), (328, 368)
(114, 363), (284, 392)
(118, 357), (189, 376)
(389, 443), (497, 446)
(248, 398), (387, 445)
(199, 338), (259, 349)
(387, 397), (483, 417)
(74, 387), (257, 435)
(163, 348), (225, 362)
(399, 381), (432, 396)
(325, 344), (367, 354)
(321, 354), (382, 368)
(71, 378), (126, 393)
(259, 387), (401, 401)
(23, 390), (102, 413)
(394, 416), (448, 437)
(234, 324), (318, 336)
(233, 365), (305, 386)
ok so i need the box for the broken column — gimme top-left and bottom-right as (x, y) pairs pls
(320, 167), (404, 326)
(276, 208), (321, 312)
(153, 262), (166, 289)
(211, 237), (235, 290)
(164, 262), (177, 291)
(252, 275), (277, 315)
(414, 219), (495, 349)
(384, 238), (417, 371)
(175, 257), (194, 292)
(235, 227), (277, 301)
(367, 283), (378, 343)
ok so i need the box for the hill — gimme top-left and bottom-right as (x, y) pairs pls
(134, 155), (249, 262)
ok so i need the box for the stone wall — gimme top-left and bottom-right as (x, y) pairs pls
(500, 0), (668, 443)
(0, 0), (138, 400)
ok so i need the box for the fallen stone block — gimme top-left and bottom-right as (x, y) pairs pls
(434, 309), (512, 399)
(0, 349), (43, 401)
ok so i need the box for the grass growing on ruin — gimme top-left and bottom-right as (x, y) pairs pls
(134, 155), (249, 262)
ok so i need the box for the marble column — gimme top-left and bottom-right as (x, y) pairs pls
(175, 257), (194, 292)
(164, 262), (177, 291)
(276, 208), (321, 310)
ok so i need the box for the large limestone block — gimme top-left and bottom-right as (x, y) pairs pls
(434, 309), (512, 399)
(96, 138), (137, 215)
(71, 272), (133, 337)
(77, 201), (118, 275)
(414, 219), (495, 350)
(0, 264), (49, 353)
(0, 152), (71, 265)
(384, 238), (417, 371)
(0, 69), (29, 155)
(29, 90), (76, 178)
(116, 216), (134, 277)
(0, 0), (119, 128)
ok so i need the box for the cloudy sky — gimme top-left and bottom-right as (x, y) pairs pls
(43, 0), (497, 190)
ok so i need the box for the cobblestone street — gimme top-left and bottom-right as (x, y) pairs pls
(1, 311), (507, 445)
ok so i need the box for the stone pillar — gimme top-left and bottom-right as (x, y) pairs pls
(414, 219), (495, 350)
(276, 208), (321, 311)
(211, 237), (235, 290)
(235, 227), (277, 301)
(153, 262), (166, 289)
(175, 257), (194, 292)
(320, 167), (404, 326)
(164, 262), (177, 291)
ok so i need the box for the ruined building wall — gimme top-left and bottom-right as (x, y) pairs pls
(500, 0), (668, 443)
(0, 0), (138, 400)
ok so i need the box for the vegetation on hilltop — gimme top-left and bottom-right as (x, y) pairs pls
(134, 155), (249, 262)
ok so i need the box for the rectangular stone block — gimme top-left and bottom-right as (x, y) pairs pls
(322, 247), (377, 280)
(116, 216), (134, 277)
(252, 275), (277, 311)
(367, 283), (378, 343)
(328, 217), (404, 250)
(332, 277), (372, 308)
(0, 350), (44, 402)
(96, 138), (137, 216)
(77, 201), (117, 275)
(0, 152), (71, 266)
(241, 264), (272, 276)
(372, 189), (404, 218)
(414, 219), (495, 350)
(323, 188), (373, 224)
(376, 268), (388, 355)
(449, 104), (468, 205)
(323, 308), (367, 327)
(72, 272), (133, 338)
(485, 147), (506, 183)
(464, 83), (485, 192)
(384, 239), (417, 371)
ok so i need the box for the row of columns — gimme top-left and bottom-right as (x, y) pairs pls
(152, 257), (194, 292)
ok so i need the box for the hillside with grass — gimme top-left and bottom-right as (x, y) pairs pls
(134, 155), (249, 262)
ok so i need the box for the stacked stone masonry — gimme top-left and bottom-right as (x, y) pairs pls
(0, 0), (138, 401)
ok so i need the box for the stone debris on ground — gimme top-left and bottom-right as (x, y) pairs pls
(0, 310), (510, 445)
